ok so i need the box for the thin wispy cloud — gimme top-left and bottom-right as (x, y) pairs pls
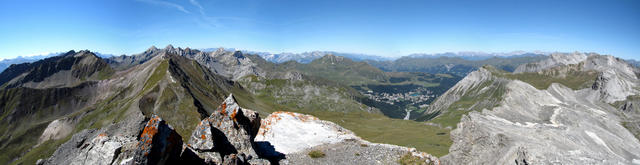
(136, 0), (190, 14)
(135, 0), (260, 29)
(188, 0), (205, 15)
(187, 0), (222, 28)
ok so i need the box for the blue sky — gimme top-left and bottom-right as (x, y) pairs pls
(0, 0), (639, 59)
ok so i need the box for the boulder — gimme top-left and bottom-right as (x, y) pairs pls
(44, 114), (191, 165)
(132, 115), (184, 165)
(43, 129), (138, 165)
(187, 94), (268, 164)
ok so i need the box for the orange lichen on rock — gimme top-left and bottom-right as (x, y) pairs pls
(230, 108), (238, 121)
(139, 116), (161, 152)
(220, 103), (227, 115)
(201, 134), (206, 140)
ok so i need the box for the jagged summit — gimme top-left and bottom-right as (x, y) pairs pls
(164, 44), (175, 50)
(146, 45), (159, 52)
(213, 47), (226, 54)
(106, 45), (264, 80)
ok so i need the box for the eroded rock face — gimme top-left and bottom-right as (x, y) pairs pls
(187, 94), (268, 164)
(440, 77), (640, 164)
(43, 129), (133, 165)
(515, 53), (639, 103)
(39, 118), (73, 144)
(514, 52), (588, 73)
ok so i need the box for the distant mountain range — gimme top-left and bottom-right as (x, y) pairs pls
(226, 50), (551, 64)
(366, 54), (550, 77)
(0, 53), (61, 72)
(406, 51), (550, 60)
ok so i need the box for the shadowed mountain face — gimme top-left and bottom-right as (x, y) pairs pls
(0, 50), (112, 89)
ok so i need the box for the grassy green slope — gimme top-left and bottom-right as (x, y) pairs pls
(232, 80), (453, 156)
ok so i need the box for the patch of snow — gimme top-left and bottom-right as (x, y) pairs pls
(255, 112), (358, 154)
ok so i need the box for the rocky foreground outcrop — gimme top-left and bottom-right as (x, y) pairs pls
(40, 112), (198, 165)
(185, 94), (268, 164)
(42, 94), (439, 165)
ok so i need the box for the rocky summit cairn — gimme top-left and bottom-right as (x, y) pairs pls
(186, 94), (269, 164)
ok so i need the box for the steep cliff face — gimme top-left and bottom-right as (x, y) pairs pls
(429, 53), (640, 164)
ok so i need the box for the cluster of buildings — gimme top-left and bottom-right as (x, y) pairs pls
(361, 87), (435, 107)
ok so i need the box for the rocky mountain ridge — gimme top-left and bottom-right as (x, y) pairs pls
(423, 52), (640, 164)
(107, 45), (265, 81)
(0, 50), (112, 89)
(0, 50), (241, 164)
